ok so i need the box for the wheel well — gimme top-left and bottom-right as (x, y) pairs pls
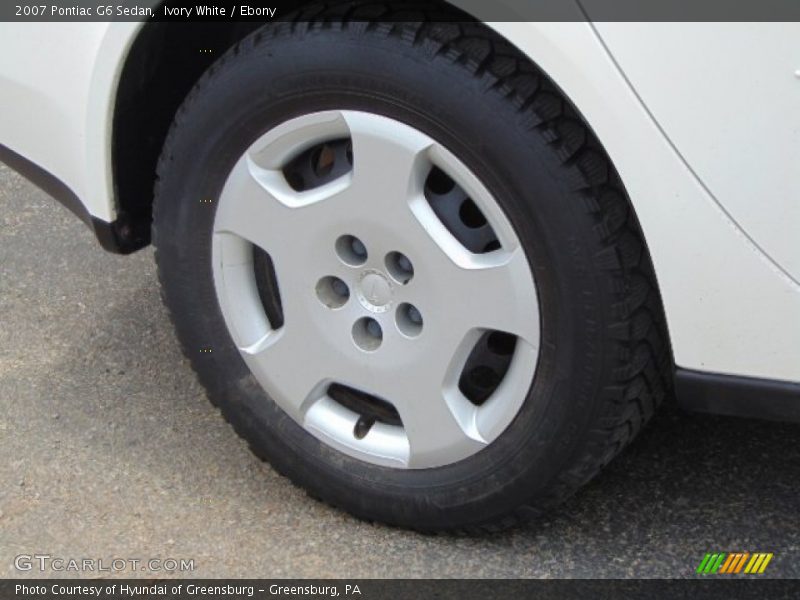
(112, 22), (263, 247)
(111, 3), (473, 250)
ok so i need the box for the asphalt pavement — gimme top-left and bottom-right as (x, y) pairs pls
(1, 163), (798, 578)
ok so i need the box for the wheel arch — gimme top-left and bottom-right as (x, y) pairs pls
(109, 6), (678, 381)
(110, 20), (264, 250)
(109, 4), (598, 253)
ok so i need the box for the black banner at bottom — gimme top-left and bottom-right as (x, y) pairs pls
(3, 579), (800, 600)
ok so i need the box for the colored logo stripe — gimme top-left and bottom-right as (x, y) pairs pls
(719, 553), (737, 574)
(733, 553), (750, 573)
(697, 553), (726, 574)
(745, 553), (774, 574)
(696, 554), (712, 574)
(697, 552), (773, 575)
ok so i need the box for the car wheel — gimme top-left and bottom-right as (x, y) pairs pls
(153, 16), (671, 533)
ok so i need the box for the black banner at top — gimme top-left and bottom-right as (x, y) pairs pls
(3, 0), (800, 22)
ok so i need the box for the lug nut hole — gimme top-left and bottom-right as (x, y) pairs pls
(353, 317), (383, 352)
(396, 303), (423, 338)
(487, 331), (516, 356)
(385, 252), (414, 284)
(316, 276), (350, 309)
(468, 366), (500, 391)
(426, 166), (456, 196)
(336, 235), (368, 267)
(459, 198), (488, 229)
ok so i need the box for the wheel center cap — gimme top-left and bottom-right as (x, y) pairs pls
(357, 271), (393, 312)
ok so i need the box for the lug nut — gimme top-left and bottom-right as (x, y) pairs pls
(353, 317), (383, 352)
(407, 305), (422, 325)
(351, 238), (367, 260)
(397, 254), (412, 272)
(316, 276), (350, 309)
(385, 251), (414, 284)
(366, 319), (382, 339)
(396, 303), (423, 338)
(331, 278), (349, 297)
(336, 235), (368, 267)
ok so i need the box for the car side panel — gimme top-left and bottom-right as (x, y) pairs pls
(0, 22), (138, 222)
(594, 22), (800, 282)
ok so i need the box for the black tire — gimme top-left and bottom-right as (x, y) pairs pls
(153, 16), (672, 533)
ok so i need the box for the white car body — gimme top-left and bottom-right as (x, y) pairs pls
(1, 15), (799, 416)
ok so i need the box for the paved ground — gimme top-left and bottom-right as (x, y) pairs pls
(1, 163), (799, 579)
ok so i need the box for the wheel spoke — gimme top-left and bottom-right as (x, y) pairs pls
(241, 325), (332, 421)
(248, 110), (350, 170)
(341, 111), (434, 217)
(379, 365), (486, 468)
(440, 247), (539, 348)
(215, 155), (352, 257)
(214, 158), (287, 251)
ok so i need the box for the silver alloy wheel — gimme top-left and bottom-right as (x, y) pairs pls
(211, 110), (540, 469)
